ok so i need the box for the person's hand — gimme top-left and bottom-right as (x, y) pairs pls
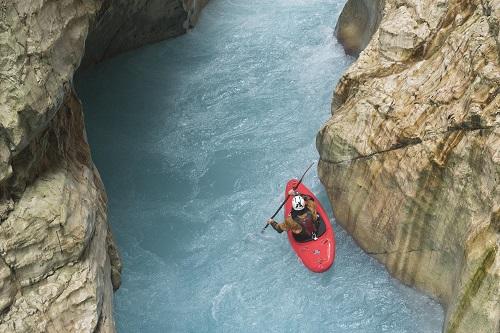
(267, 219), (275, 224)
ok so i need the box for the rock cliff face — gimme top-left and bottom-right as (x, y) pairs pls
(319, 0), (499, 332)
(0, 0), (206, 332)
(335, 0), (385, 55)
(81, 0), (209, 67)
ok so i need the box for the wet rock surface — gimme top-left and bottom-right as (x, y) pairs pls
(81, 0), (209, 67)
(320, 0), (499, 332)
(335, 0), (385, 55)
(0, 0), (207, 331)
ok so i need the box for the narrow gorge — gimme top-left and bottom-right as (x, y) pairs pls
(0, 0), (497, 332)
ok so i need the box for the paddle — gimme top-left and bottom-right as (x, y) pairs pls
(261, 162), (315, 233)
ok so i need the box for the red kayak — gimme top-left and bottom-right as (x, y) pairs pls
(284, 179), (335, 273)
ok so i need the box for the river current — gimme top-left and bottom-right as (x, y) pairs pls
(76, 0), (444, 332)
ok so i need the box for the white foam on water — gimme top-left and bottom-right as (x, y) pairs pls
(76, 0), (444, 332)
(212, 283), (235, 321)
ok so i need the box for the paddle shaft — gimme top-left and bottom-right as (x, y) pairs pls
(261, 162), (314, 233)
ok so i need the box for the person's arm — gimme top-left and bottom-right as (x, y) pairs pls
(267, 215), (301, 234)
(267, 219), (284, 233)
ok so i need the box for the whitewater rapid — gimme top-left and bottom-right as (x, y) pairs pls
(76, 0), (444, 332)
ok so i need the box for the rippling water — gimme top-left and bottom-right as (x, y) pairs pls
(76, 0), (444, 332)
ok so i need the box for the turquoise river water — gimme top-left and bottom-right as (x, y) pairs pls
(76, 0), (444, 332)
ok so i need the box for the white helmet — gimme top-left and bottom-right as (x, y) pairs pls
(292, 195), (305, 211)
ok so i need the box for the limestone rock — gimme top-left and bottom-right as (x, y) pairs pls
(0, 170), (114, 332)
(319, 0), (499, 332)
(81, 0), (210, 67)
(335, 0), (385, 56)
(106, 226), (122, 291)
(0, 0), (98, 157)
(0, 87), (119, 333)
(0, 1), (116, 330)
(379, 5), (431, 61)
(0, 257), (16, 314)
(1, 0), (210, 330)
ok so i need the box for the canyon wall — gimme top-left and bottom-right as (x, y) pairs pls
(335, 0), (385, 55)
(0, 0), (207, 332)
(319, 0), (499, 332)
(81, 0), (209, 67)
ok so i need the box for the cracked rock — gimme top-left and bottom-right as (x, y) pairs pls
(320, 1), (499, 332)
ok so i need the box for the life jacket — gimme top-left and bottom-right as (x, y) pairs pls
(292, 209), (316, 237)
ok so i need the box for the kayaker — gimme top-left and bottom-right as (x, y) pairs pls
(267, 189), (320, 241)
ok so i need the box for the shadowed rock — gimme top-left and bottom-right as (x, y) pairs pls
(335, 0), (385, 56)
(81, 0), (209, 67)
